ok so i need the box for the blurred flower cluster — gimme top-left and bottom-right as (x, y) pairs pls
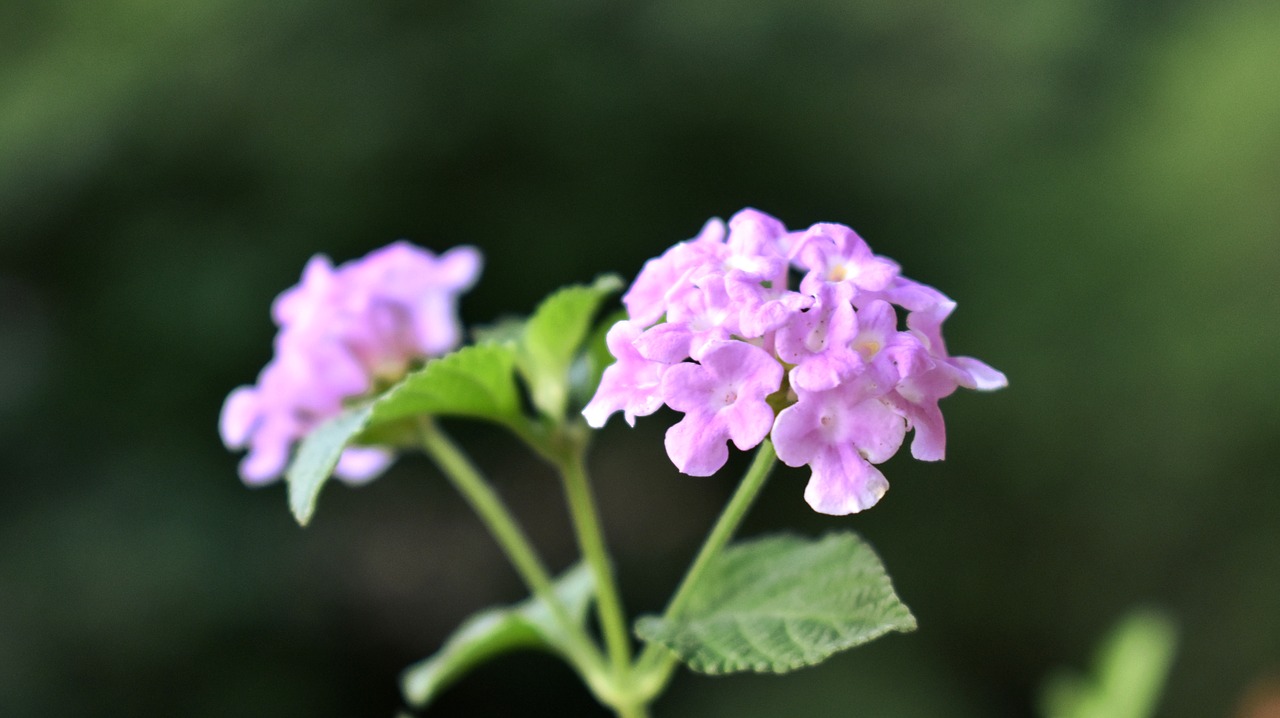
(583, 209), (1006, 514)
(219, 242), (482, 484)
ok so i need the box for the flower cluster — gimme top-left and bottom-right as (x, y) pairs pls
(219, 242), (482, 485)
(583, 209), (1006, 515)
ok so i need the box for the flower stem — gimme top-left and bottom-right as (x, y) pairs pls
(415, 418), (609, 687)
(635, 440), (778, 684)
(557, 447), (635, 679)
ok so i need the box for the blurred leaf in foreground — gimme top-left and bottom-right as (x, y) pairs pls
(1040, 609), (1178, 718)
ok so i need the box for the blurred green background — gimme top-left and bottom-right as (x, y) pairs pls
(2, 0), (1278, 716)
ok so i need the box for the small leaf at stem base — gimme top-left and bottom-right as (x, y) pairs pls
(401, 564), (596, 708)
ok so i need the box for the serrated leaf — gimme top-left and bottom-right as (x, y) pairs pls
(401, 564), (595, 708)
(350, 416), (419, 449)
(371, 343), (525, 428)
(518, 274), (623, 418)
(285, 405), (373, 526)
(282, 344), (528, 526)
(634, 532), (916, 674)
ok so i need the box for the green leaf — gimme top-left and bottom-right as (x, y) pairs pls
(285, 405), (373, 526)
(371, 343), (525, 429)
(517, 274), (623, 418)
(401, 564), (595, 708)
(1040, 609), (1178, 718)
(634, 532), (916, 674)
(280, 280), (625, 526)
(470, 315), (526, 347)
(284, 344), (527, 526)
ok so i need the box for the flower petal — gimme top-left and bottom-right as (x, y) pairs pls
(725, 399), (775, 451)
(582, 321), (666, 427)
(335, 447), (395, 484)
(436, 245), (484, 290)
(664, 413), (729, 476)
(634, 323), (693, 364)
(219, 386), (259, 448)
(803, 444), (889, 515)
(952, 356), (1008, 391)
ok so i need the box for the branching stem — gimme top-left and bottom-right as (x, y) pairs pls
(416, 418), (610, 691)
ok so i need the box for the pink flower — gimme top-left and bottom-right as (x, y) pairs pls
(220, 242), (482, 485)
(773, 379), (906, 515)
(584, 208), (1006, 515)
(774, 283), (861, 392)
(582, 320), (669, 428)
(661, 341), (783, 476)
(622, 218), (726, 327)
(633, 281), (736, 363)
(792, 222), (901, 296)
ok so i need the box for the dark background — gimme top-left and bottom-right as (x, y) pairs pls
(2, 1), (1278, 716)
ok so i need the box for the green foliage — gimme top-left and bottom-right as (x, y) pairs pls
(281, 278), (625, 525)
(372, 343), (526, 429)
(282, 344), (525, 527)
(1040, 610), (1178, 718)
(283, 344), (525, 526)
(516, 274), (623, 419)
(401, 564), (596, 709)
(635, 533), (916, 674)
(286, 406), (373, 526)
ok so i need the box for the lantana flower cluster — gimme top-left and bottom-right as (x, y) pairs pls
(583, 209), (1006, 515)
(219, 242), (482, 485)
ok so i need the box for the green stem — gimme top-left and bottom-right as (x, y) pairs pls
(557, 447), (635, 677)
(635, 440), (778, 685)
(415, 418), (609, 687)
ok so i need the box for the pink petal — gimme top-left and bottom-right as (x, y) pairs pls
(411, 292), (461, 355)
(952, 356), (1008, 391)
(892, 396), (946, 461)
(435, 245), (483, 289)
(582, 322), (667, 428)
(803, 444), (889, 515)
(581, 359), (665, 428)
(660, 361), (721, 414)
(334, 447), (395, 484)
(219, 386), (259, 448)
(771, 398), (825, 468)
(240, 423), (293, 485)
(842, 397), (907, 465)
(790, 352), (857, 392)
(698, 341), (783, 397)
(724, 399), (775, 451)
(664, 414), (729, 476)
(633, 323), (693, 364)
(272, 255), (335, 326)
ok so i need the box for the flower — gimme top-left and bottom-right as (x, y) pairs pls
(661, 341), (783, 476)
(220, 241), (482, 485)
(581, 320), (667, 428)
(583, 208), (1006, 515)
